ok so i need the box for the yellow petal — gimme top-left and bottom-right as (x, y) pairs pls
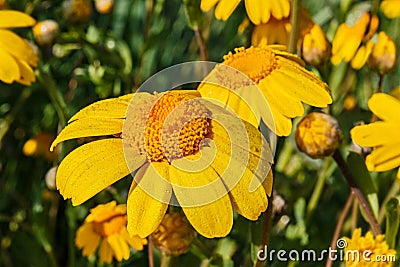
(210, 149), (269, 220)
(99, 239), (113, 264)
(201, 0), (219, 11)
(15, 59), (35, 85)
(68, 94), (134, 123)
(214, 0), (240, 20)
(368, 93), (400, 123)
(350, 43), (372, 69)
(107, 235), (130, 261)
(381, 0), (400, 18)
(351, 122), (400, 147)
(366, 142), (400, 172)
(120, 228), (147, 250)
(50, 117), (123, 151)
(397, 168), (400, 179)
(0, 48), (19, 83)
(270, 0), (290, 20)
(0, 11), (36, 28)
(169, 154), (233, 238)
(246, 0), (270, 25)
(75, 223), (101, 257)
(127, 162), (171, 238)
(0, 29), (38, 66)
(56, 139), (141, 205)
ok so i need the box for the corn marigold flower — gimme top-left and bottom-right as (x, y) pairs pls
(301, 24), (331, 66)
(295, 112), (342, 159)
(198, 45), (332, 136)
(342, 228), (396, 266)
(75, 201), (147, 263)
(0, 10), (38, 85)
(331, 12), (379, 69)
(368, 32), (397, 75)
(51, 90), (273, 238)
(252, 17), (291, 46)
(351, 93), (400, 179)
(381, 0), (400, 18)
(201, 0), (290, 25)
(151, 211), (196, 256)
(33, 20), (59, 46)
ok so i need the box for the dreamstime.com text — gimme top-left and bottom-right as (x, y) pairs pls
(257, 239), (397, 263)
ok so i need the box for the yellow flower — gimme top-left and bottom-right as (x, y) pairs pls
(331, 13), (379, 69)
(198, 45), (332, 136)
(381, 0), (400, 18)
(252, 17), (291, 46)
(200, 0), (290, 25)
(351, 93), (400, 178)
(75, 201), (147, 263)
(342, 228), (396, 266)
(51, 90), (274, 238)
(23, 132), (57, 161)
(368, 32), (397, 75)
(301, 24), (331, 66)
(0, 10), (38, 85)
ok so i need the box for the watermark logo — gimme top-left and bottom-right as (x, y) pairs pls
(257, 239), (397, 263)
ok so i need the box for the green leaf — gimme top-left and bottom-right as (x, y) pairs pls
(385, 198), (400, 248)
(346, 152), (379, 219)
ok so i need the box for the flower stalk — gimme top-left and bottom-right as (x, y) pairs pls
(332, 150), (381, 235)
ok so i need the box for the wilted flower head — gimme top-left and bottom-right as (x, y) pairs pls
(151, 211), (196, 256)
(33, 20), (59, 46)
(368, 32), (397, 75)
(301, 24), (331, 66)
(295, 112), (342, 159)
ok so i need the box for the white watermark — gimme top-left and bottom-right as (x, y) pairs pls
(257, 239), (397, 263)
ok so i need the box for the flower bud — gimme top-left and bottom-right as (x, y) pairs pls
(33, 20), (60, 46)
(151, 212), (196, 256)
(301, 24), (331, 66)
(23, 133), (57, 161)
(368, 32), (397, 75)
(95, 0), (114, 14)
(295, 112), (342, 159)
(62, 0), (92, 24)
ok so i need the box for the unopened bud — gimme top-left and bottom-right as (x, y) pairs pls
(33, 20), (60, 46)
(151, 212), (196, 256)
(301, 24), (331, 66)
(295, 112), (342, 159)
(95, 0), (114, 14)
(368, 32), (397, 75)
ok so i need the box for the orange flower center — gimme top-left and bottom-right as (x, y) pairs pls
(222, 46), (279, 84)
(92, 215), (127, 237)
(144, 92), (211, 162)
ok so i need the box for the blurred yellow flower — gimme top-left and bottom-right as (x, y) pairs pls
(351, 93), (400, 178)
(201, 0), (290, 25)
(23, 132), (57, 161)
(198, 45), (332, 136)
(368, 32), (397, 75)
(342, 228), (396, 266)
(301, 24), (331, 66)
(75, 201), (147, 263)
(252, 17), (291, 46)
(331, 13), (379, 69)
(381, 0), (400, 18)
(51, 90), (273, 238)
(0, 10), (38, 85)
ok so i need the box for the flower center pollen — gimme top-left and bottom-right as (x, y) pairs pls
(145, 92), (211, 162)
(222, 46), (279, 84)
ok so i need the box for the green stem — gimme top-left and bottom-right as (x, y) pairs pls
(332, 150), (381, 235)
(288, 0), (300, 53)
(254, 191), (274, 267)
(371, 0), (381, 15)
(378, 180), (399, 224)
(306, 158), (333, 222)
(0, 88), (32, 142)
(66, 204), (76, 267)
(160, 254), (177, 267)
(37, 67), (68, 127)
